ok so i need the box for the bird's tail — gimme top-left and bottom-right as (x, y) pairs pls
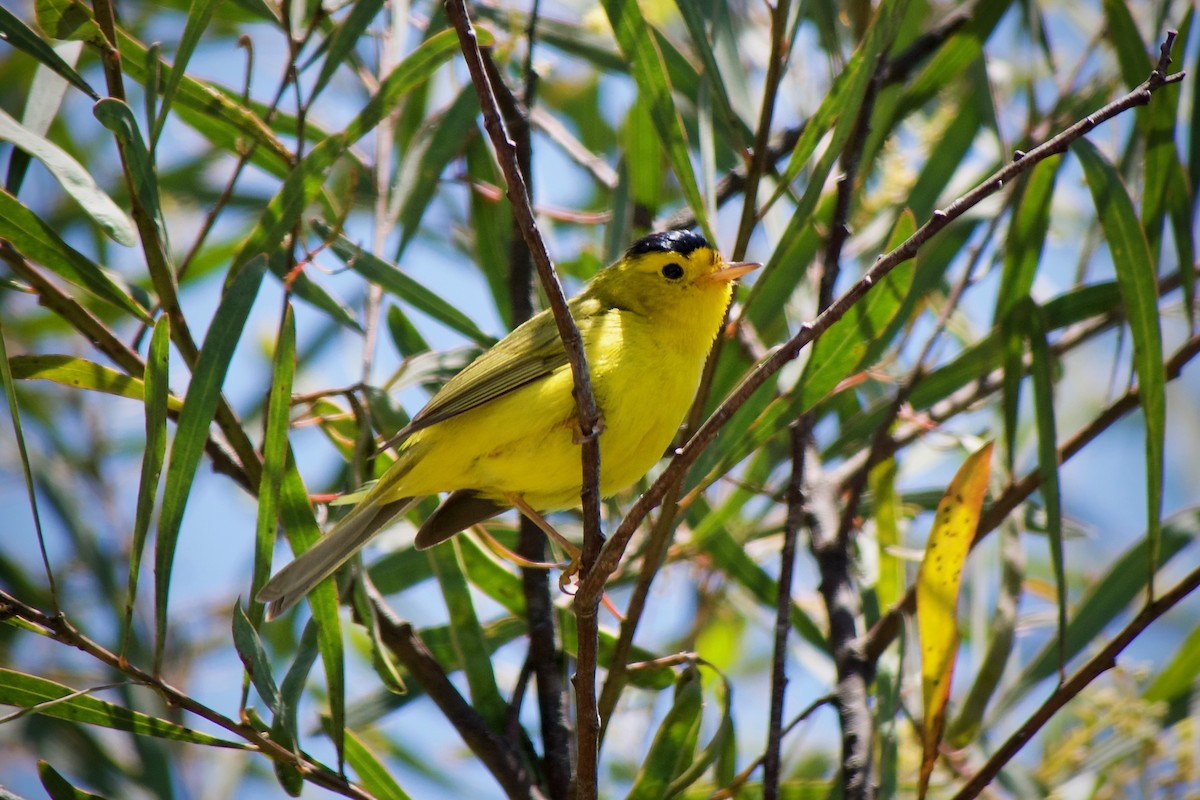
(258, 494), (419, 620)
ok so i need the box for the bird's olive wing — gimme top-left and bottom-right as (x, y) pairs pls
(400, 302), (588, 436)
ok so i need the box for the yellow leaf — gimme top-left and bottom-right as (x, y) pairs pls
(916, 441), (994, 798)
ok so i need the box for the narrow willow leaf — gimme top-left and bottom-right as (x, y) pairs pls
(345, 729), (414, 800)
(916, 442), (993, 799)
(232, 603), (281, 713)
(0, 192), (149, 321)
(9, 354), (182, 413)
(38, 761), (108, 800)
(599, 0), (710, 237)
(947, 522), (1024, 745)
(391, 86), (479, 260)
(902, 0), (1013, 110)
(1144, 621), (1200, 704)
(315, 222), (494, 346)
(152, 0), (220, 145)
(7, 39), (84, 193)
(1021, 300), (1065, 673)
(0, 317), (52, 595)
(428, 542), (507, 730)
(386, 305), (430, 358)
(627, 667), (703, 800)
(121, 317), (170, 659)
(0, 5), (97, 98)
(272, 619), (320, 761)
(994, 157), (1061, 324)
(666, 666), (733, 797)
(766, 0), (910, 216)
(250, 304), (296, 626)
(155, 256), (268, 673)
(870, 458), (903, 613)
(310, 0), (386, 101)
(0, 669), (247, 748)
(1100, 0), (1150, 88)
(1074, 138), (1165, 592)
(93, 98), (170, 251)
(276, 458), (345, 766)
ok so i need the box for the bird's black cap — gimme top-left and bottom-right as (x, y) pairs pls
(625, 229), (710, 258)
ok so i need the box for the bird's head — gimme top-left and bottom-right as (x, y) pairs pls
(591, 230), (759, 321)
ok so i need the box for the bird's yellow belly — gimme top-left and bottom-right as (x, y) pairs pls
(397, 316), (705, 510)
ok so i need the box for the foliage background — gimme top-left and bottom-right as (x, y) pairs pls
(0, 0), (1199, 798)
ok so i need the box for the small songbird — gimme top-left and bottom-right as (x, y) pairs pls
(259, 230), (758, 618)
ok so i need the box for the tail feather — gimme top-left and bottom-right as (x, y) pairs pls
(258, 496), (418, 620)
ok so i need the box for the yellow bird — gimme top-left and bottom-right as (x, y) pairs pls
(259, 230), (758, 618)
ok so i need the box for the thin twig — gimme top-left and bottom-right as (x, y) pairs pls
(951, 558), (1200, 799)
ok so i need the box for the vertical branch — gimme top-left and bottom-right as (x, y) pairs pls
(767, 48), (885, 800)
(484, 10), (573, 797)
(443, 3), (603, 797)
(761, 423), (808, 799)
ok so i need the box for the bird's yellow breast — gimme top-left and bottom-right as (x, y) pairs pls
(393, 300), (721, 510)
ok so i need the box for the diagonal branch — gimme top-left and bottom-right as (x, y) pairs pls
(577, 33), (1184, 611)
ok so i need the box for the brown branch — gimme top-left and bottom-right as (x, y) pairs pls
(773, 39), (889, 800)
(485, 11), (573, 797)
(443, 3), (604, 797)
(575, 34), (1184, 609)
(950, 558), (1200, 799)
(0, 589), (375, 800)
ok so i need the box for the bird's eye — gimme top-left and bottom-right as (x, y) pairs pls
(661, 263), (684, 280)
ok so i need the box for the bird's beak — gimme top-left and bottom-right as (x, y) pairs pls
(701, 261), (761, 284)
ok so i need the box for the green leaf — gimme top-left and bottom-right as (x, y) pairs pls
(345, 729), (414, 800)
(1023, 301), (1065, 674)
(1073, 138), (1166, 591)
(392, 86), (480, 260)
(38, 761), (109, 800)
(627, 667), (703, 800)
(121, 318), (170, 658)
(1100, 0), (1150, 89)
(0, 5), (96, 98)
(309, 0), (385, 100)
(92, 98), (170, 251)
(276, 458), (346, 767)
(1144, 620), (1200, 704)
(152, 0), (221, 145)
(600, 0), (710, 237)
(317, 222), (495, 347)
(0, 669), (248, 748)
(0, 316), (50, 600)
(0, 191), (149, 321)
(232, 603), (281, 713)
(428, 542), (507, 730)
(272, 619), (320, 757)
(251, 304), (296, 624)
(155, 256), (268, 673)
(9, 354), (182, 413)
